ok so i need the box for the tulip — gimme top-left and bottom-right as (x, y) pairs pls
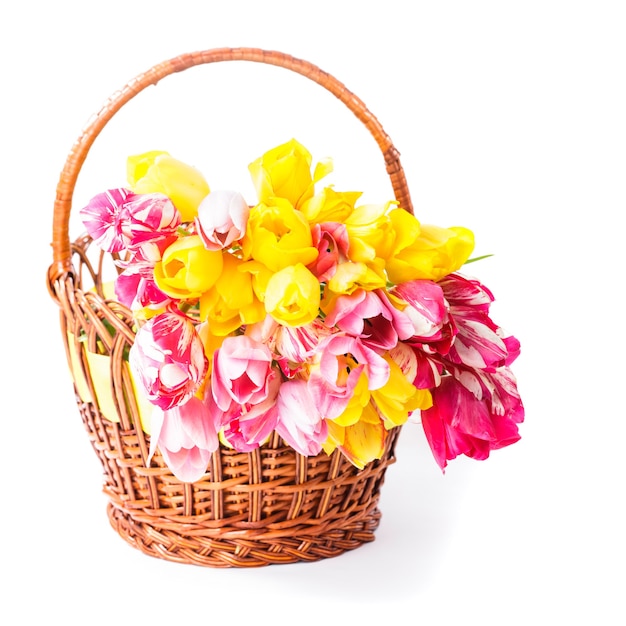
(248, 138), (332, 209)
(307, 334), (389, 419)
(115, 270), (171, 319)
(154, 234), (224, 300)
(299, 187), (360, 224)
(199, 252), (265, 335)
(195, 189), (249, 251)
(307, 221), (349, 282)
(275, 379), (327, 456)
(326, 260), (387, 295)
(371, 353), (432, 428)
(391, 279), (451, 343)
(273, 318), (333, 364)
(129, 311), (208, 410)
(148, 396), (220, 482)
(80, 188), (137, 253)
(217, 375), (280, 452)
(263, 263), (321, 327)
(385, 208), (475, 282)
(323, 406), (388, 469)
(127, 150), (210, 222)
(121, 192), (181, 258)
(322, 288), (415, 352)
(440, 273), (516, 371)
(344, 201), (396, 264)
(241, 198), (318, 271)
(421, 371), (523, 471)
(211, 335), (276, 411)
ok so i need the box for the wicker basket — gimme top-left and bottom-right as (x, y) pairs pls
(47, 48), (415, 567)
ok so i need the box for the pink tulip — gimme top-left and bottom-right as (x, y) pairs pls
(308, 221), (349, 281)
(195, 190), (250, 250)
(307, 334), (390, 419)
(275, 379), (327, 456)
(211, 335), (276, 411)
(129, 311), (208, 410)
(218, 375), (280, 451)
(148, 396), (220, 482)
(323, 288), (414, 352)
(421, 370), (524, 471)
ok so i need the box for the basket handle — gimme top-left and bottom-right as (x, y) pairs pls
(49, 47), (413, 282)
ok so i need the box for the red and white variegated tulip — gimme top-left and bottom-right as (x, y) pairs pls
(121, 192), (181, 260)
(420, 368), (524, 471)
(129, 311), (208, 410)
(273, 318), (334, 364)
(391, 279), (454, 348)
(388, 342), (443, 390)
(440, 273), (516, 371)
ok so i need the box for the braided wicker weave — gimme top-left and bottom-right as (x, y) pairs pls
(47, 48), (413, 567)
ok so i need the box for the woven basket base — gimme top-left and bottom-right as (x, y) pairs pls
(107, 503), (383, 567)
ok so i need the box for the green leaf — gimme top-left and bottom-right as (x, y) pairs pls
(464, 254), (494, 265)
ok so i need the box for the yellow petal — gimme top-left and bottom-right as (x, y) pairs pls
(126, 362), (153, 434)
(264, 263), (320, 327)
(341, 419), (387, 469)
(127, 151), (210, 222)
(84, 350), (119, 423)
(66, 331), (93, 403)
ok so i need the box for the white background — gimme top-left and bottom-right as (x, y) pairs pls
(1, 1), (625, 624)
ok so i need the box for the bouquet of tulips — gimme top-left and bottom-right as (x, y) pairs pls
(79, 139), (524, 483)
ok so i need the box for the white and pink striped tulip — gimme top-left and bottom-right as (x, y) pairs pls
(129, 311), (208, 410)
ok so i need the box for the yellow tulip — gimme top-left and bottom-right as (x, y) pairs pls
(248, 138), (332, 208)
(385, 208), (475, 283)
(264, 263), (320, 327)
(344, 201), (396, 263)
(371, 354), (433, 429)
(154, 235), (223, 299)
(127, 151), (210, 222)
(332, 371), (371, 427)
(199, 252), (265, 334)
(196, 322), (227, 376)
(241, 198), (318, 271)
(299, 187), (361, 224)
(326, 260), (387, 295)
(323, 406), (388, 469)
(236, 259), (274, 303)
